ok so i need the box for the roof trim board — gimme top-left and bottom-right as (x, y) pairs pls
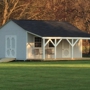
(27, 31), (42, 38)
(42, 37), (90, 39)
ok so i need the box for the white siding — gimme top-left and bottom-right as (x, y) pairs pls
(27, 33), (44, 59)
(27, 37), (82, 59)
(56, 42), (62, 58)
(27, 33), (34, 59)
(56, 39), (82, 59)
(73, 40), (82, 58)
(0, 21), (27, 60)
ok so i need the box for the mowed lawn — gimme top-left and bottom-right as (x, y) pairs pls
(0, 61), (90, 90)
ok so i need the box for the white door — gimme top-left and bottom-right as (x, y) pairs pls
(5, 35), (16, 58)
(62, 40), (70, 58)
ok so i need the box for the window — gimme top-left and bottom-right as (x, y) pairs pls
(35, 37), (42, 47)
(49, 39), (55, 47)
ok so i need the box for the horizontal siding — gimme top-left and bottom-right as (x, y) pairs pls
(0, 21), (27, 60)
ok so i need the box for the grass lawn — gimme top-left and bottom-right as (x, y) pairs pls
(0, 61), (90, 90)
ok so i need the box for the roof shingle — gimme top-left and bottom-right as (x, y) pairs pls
(12, 20), (90, 37)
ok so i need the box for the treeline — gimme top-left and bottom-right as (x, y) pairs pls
(0, 0), (90, 33)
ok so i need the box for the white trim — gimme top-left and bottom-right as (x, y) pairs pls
(43, 39), (45, 60)
(45, 39), (49, 46)
(43, 37), (90, 39)
(66, 39), (72, 46)
(55, 39), (56, 59)
(72, 39), (74, 59)
(81, 39), (82, 58)
(26, 32), (28, 60)
(56, 39), (62, 46)
(27, 31), (42, 38)
(72, 46), (74, 59)
(45, 39), (56, 47)
(49, 39), (55, 46)
(67, 39), (79, 47)
(73, 39), (79, 46)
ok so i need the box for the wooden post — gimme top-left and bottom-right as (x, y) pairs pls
(80, 39), (82, 58)
(72, 39), (73, 59)
(43, 38), (45, 60)
(55, 39), (56, 59)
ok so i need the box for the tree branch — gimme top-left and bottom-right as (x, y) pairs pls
(7, 0), (19, 19)
(16, 3), (30, 19)
(2, 0), (9, 25)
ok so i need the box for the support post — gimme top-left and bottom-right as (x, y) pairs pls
(54, 39), (56, 59)
(43, 38), (45, 60)
(25, 32), (28, 61)
(72, 39), (74, 59)
(81, 39), (82, 58)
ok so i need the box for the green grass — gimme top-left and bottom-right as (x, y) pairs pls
(0, 61), (90, 90)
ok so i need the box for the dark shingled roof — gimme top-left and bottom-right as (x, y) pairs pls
(12, 20), (90, 37)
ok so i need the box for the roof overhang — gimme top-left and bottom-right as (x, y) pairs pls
(27, 31), (42, 38)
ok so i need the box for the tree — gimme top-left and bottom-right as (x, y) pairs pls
(0, 0), (90, 33)
(65, 0), (90, 32)
(0, 0), (31, 25)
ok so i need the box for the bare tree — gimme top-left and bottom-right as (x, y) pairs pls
(65, 0), (90, 32)
(0, 0), (90, 32)
(1, 0), (31, 25)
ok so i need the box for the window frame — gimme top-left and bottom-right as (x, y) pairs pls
(34, 37), (42, 47)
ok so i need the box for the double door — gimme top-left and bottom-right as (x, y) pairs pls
(62, 40), (70, 58)
(5, 35), (16, 58)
